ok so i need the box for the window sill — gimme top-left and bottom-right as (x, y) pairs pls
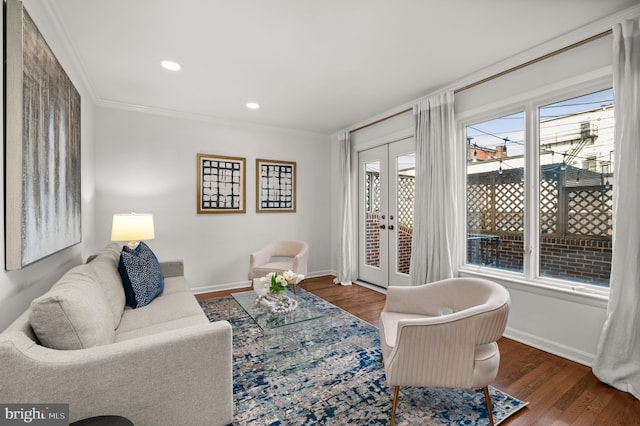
(458, 266), (609, 308)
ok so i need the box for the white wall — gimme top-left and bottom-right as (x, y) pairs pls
(0, 1), (97, 330)
(95, 106), (332, 292)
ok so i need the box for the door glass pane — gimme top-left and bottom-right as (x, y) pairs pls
(396, 154), (415, 274)
(364, 161), (380, 268)
(466, 112), (525, 272)
(539, 88), (614, 286)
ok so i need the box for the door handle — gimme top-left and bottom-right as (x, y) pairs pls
(380, 225), (386, 230)
(388, 225), (395, 230)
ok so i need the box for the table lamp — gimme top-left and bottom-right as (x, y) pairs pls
(111, 212), (155, 250)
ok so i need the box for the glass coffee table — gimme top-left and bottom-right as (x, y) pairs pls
(230, 288), (331, 362)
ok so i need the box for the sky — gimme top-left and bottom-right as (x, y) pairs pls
(466, 88), (614, 159)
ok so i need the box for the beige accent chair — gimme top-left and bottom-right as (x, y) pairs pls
(379, 277), (511, 426)
(248, 240), (309, 280)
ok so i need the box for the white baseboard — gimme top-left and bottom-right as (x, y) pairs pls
(354, 280), (387, 294)
(504, 327), (596, 367)
(192, 270), (336, 295)
(305, 270), (335, 279)
(192, 280), (250, 295)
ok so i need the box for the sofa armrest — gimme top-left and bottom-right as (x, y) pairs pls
(0, 321), (233, 426)
(160, 260), (184, 278)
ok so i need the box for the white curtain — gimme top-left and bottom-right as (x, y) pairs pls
(593, 17), (640, 399)
(409, 91), (459, 286)
(334, 131), (358, 285)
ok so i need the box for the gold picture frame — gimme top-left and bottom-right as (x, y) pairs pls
(256, 159), (297, 213)
(197, 153), (246, 214)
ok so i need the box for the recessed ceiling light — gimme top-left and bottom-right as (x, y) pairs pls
(246, 102), (260, 110)
(161, 60), (181, 71)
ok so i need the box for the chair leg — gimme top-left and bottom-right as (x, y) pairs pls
(390, 386), (400, 426)
(483, 386), (495, 426)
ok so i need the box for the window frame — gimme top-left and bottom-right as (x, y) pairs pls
(457, 74), (613, 300)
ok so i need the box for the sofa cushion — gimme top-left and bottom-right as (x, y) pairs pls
(29, 264), (115, 350)
(97, 242), (124, 264)
(116, 277), (204, 335)
(115, 314), (208, 342)
(89, 254), (126, 329)
(118, 242), (164, 308)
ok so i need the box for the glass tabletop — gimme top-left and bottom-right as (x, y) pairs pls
(231, 288), (326, 331)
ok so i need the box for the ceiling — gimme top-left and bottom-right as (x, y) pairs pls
(48, 0), (638, 135)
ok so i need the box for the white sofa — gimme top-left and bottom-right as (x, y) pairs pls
(0, 243), (233, 426)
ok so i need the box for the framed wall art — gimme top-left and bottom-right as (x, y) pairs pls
(5, 0), (82, 270)
(256, 159), (296, 213)
(197, 153), (246, 214)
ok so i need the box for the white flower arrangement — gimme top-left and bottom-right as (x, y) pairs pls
(253, 270), (301, 314)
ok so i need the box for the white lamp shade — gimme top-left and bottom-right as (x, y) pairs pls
(111, 213), (155, 242)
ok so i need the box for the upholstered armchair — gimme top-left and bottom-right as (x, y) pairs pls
(379, 277), (511, 426)
(248, 240), (309, 280)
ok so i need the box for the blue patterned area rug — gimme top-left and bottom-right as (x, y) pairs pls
(199, 290), (528, 425)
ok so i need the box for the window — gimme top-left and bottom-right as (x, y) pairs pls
(538, 89), (614, 286)
(466, 112), (525, 273)
(464, 87), (614, 289)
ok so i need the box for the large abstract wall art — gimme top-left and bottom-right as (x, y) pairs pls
(197, 153), (246, 214)
(256, 159), (296, 213)
(5, 0), (82, 270)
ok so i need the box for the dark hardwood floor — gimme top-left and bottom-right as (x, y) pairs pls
(196, 275), (640, 425)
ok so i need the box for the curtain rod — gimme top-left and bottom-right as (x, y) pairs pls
(454, 29), (612, 94)
(349, 108), (412, 134)
(349, 29), (613, 135)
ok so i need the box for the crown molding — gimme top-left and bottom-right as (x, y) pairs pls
(38, 2), (99, 102)
(96, 98), (330, 139)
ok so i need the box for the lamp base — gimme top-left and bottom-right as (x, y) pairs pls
(127, 241), (140, 250)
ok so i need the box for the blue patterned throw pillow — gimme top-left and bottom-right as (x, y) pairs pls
(118, 242), (164, 308)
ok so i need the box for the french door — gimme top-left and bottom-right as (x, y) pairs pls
(358, 138), (415, 288)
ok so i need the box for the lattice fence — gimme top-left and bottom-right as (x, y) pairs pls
(398, 176), (414, 228)
(365, 172), (414, 228)
(365, 172), (380, 213)
(567, 187), (612, 237)
(540, 178), (558, 234)
(495, 180), (525, 232)
(468, 166), (612, 239)
(467, 170), (525, 234)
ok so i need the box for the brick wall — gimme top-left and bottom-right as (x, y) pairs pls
(397, 224), (412, 274)
(371, 216), (609, 284)
(540, 236), (611, 284)
(365, 213), (380, 267)
(467, 232), (611, 285)
(365, 213), (413, 274)
(497, 234), (524, 271)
